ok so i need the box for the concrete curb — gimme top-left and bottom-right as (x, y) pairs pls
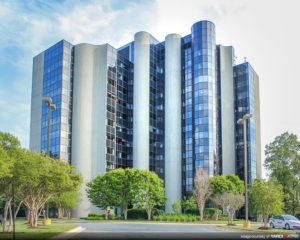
(50, 226), (85, 239)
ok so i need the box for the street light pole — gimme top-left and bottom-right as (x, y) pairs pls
(43, 97), (56, 219)
(237, 113), (252, 228)
(43, 97), (56, 156)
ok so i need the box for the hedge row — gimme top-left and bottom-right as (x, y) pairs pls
(87, 208), (222, 221)
(87, 213), (115, 220)
(186, 208), (222, 220)
(153, 214), (199, 222)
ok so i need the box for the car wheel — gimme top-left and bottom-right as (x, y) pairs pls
(285, 224), (290, 230)
(270, 222), (275, 228)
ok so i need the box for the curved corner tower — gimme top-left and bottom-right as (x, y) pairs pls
(133, 32), (151, 170)
(164, 34), (182, 212)
(191, 21), (217, 176)
(71, 43), (109, 217)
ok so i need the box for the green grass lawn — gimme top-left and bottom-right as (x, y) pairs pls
(0, 223), (77, 240)
(217, 224), (297, 234)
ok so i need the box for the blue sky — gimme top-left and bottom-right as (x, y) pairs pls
(1, 0), (300, 178)
(0, 0), (155, 147)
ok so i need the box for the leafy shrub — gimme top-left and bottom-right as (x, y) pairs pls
(108, 212), (115, 220)
(204, 208), (222, 220)
(172, 200), (181, 214)
(87, 213), (105, 220)
(126, 208), (164, 219)
(127, 208), (148, 219)
(153, 208), (165, 216)
(186, 208), (199, 215)
(154, 213), (199, 222)
(87, 212), (115, 220)
(88, 213), (102, 218)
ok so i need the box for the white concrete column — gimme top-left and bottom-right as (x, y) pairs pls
(254, 73), (262, 179)
(30, 52), (44, 152)
(72, 43), (108, 217)
(164, 33), (182, 213)
(219, 45), (236, 175)
(133, 32), (151, 170)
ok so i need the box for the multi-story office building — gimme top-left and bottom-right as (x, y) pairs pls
(30, 20), (261, 217)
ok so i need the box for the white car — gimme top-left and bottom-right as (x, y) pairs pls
(269, 215), (300, 230)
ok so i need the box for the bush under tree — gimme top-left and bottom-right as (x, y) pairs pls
(171, 200), (181, 214)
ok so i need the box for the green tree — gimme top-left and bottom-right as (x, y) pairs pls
(133, 170), (166, 220)
(0, 147), (12, 178)
(249, 179), (284, 227)
(213, 193), (244, 225)
(264, 132), (300, 214)
(50, 189), (81, 219)
(225, 174), (245, 194)
(110, 168), (137, 220)
(86, 174), (119, 219)
(0, 132), (21, 232)
(87, 168), (139, 220)
(171, 200), (181, 214)
(181, 196), (197, 213)
(15, 151), (82, 227)
(210, 174), (244, 196)
(210, 174), (245, 224)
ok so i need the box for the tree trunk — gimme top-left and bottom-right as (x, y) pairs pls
(26, 209), (30, 224)
(147, 208), (152, 221)
(199, 204), (204, 221)
(14, 201), (23, 220)
(124, 206), (128, 220)
(38, 205), (44, 219)
(58, 208), (64, 219)
(2, 198), (12, 232)
(227, 208), (231, 225)
(104, 208), (108, 220)
(67, 209), (71, 219)
(231, 211), (235, 225)
(7, 202), (12, 232)
(30, 209), (38, 228)
(263, 215), (268, 228)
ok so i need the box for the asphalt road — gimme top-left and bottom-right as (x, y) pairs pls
(65, 222), (256, 240)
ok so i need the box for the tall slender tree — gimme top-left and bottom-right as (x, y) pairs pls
(193, 168), (211, 221)
(264, 132), (300, 214)
(249, 179), (284, 227)
(0, 132), (21, 232)
(133, 170), (166, 220)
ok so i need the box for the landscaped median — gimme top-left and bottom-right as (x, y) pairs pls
(0, 222), (78, 240)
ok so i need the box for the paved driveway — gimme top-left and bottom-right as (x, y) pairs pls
(66, 222), (247, 239)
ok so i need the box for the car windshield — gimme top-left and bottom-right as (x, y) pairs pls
(284, 215), (298, 221)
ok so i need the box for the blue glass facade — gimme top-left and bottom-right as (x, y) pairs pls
(234, 62), (257, 184)
(41, 40), (73, 162)
(182, 21), (219, 194)
(191, 21), (217, 177)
